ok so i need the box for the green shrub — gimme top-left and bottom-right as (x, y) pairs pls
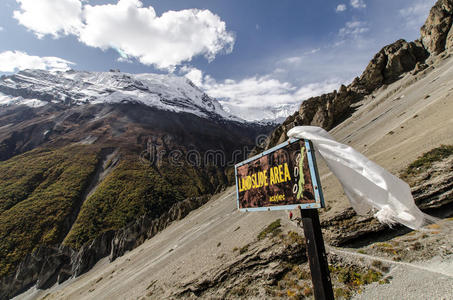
(63, 157), (186, 249)
(0, 145), (100, 277)
(257, 219), (281, 240)
(401, 145), (453, 179)
(0, 144), (230, 277)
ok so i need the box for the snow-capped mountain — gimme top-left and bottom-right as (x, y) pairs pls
(0, 69), (240, 121)
(220, 102), (298, 123)
(0, 69), (277, 162)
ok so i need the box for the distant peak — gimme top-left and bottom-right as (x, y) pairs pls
(0, 69), (242, 122)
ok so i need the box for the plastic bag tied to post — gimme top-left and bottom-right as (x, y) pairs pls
(287, 126), (438, 230)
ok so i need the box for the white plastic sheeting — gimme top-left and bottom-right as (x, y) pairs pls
(287, 126), (438, 230)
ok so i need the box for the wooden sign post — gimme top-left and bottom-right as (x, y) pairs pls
(235, 138), (334, 300)
(300, 208), (334, 300)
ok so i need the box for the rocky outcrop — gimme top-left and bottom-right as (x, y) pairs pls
(174, 233), (306, 299)
(265, 39), (428, 149)
(265, 0), (453, 149)
(0, 246), (73, 300)
(0, 195), (210, 299)
(359, 40), (428, 91)
(421, 0), (453, 54)
(408, 155), (453, 211)
(71, 230), (115, 277)
(321, 209), (388, 247)
(320, 151), (453, 247)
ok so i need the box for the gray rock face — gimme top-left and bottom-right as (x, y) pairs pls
(264, 39), (428, 149)
(110, 196), (210, 261)
(265, 0), (453, 150)
(360, 40), (428, 91)
(321, 208), (388, 247)
(0, 196), (210, 299)
(0, 246), (74, 299)
(71, 230), (115, 277)
(421, 0), (453, 54)
(409, 156), (453, 211)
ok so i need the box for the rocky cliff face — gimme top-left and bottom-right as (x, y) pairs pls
(421, 0), (453, 54)
(0, 195), (210, 299)
(265, 0), (453, 149)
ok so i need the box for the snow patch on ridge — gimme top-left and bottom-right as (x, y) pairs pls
(0, 92), (47, 108)
(221, 102), (299, 123)
(0, 69), (241, 121)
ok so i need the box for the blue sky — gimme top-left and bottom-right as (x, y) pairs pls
(0, 0), (436, 120)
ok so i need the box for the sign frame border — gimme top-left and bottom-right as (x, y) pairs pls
(235, 138), (325, 212)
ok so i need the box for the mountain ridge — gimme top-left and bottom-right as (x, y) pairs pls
(0, 69), (242, 122)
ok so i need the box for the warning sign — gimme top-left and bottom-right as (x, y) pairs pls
(235, 139), (324, 211)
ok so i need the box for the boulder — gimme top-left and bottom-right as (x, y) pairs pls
(421, 0), (453, 54)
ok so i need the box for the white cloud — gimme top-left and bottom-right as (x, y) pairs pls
(13, 0), (83, 38)
(279, 49), (320, 66)
(0, 50), (75, 72)
(204, 75), (296, 108)
(399, 0), (436, 29)
(180, 66), (343, 121)
(209, 77), (342, 121)
(13, 0), (235, 70)
(273, 68), (286, 74)
(282, 56), (303, 65)
(350, 0), (366, 9)
(339, 21), (369, 39)
(180, 66), (203, 87)
(304, 48), (320, 55)
(336, 4), (347, 12)
(0, 27), (4, 32)
(294, 81), (342, 100)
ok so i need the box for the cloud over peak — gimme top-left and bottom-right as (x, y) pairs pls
(180, 66), (342, 121)
(13, 0), (235, 70)
(0, 50), (75, 72)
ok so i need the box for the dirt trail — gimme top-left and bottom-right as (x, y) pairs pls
(328, 246), (453, 279)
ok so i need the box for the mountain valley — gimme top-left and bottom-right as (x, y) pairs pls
(1, 0), (453, 299)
